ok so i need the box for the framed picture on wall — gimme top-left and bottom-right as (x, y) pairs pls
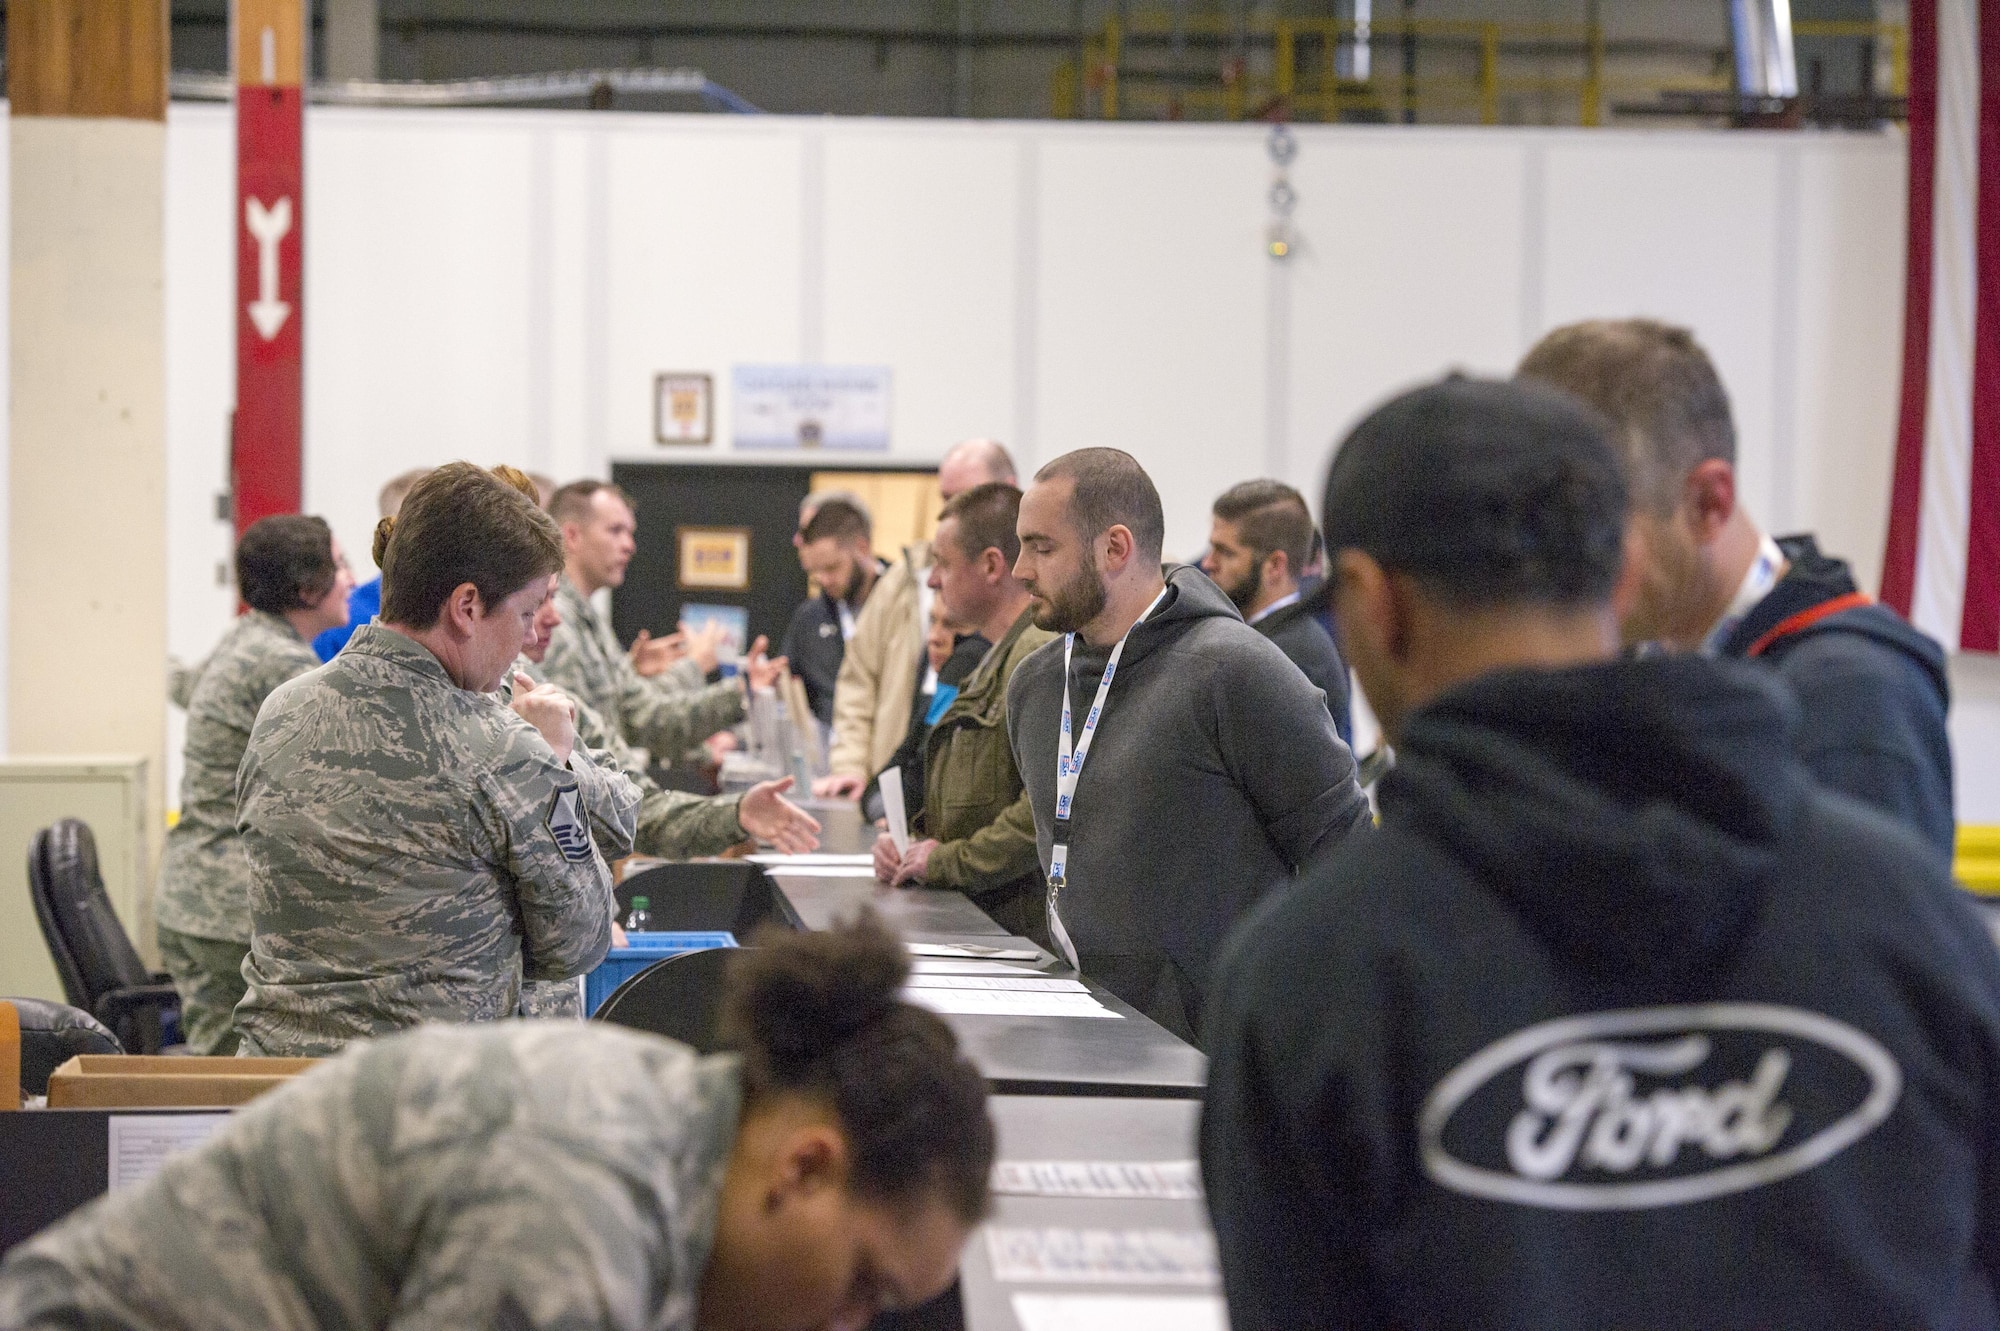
(677, 526), (751, 590)
(654, 373), (713, 445)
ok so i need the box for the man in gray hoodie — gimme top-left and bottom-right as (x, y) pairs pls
(1006, 448), (1372, 1043)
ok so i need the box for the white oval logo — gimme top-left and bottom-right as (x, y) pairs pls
(1420, 1003), (1902, 1211)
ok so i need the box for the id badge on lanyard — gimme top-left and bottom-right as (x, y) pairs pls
(1047, 586), (1170, 970)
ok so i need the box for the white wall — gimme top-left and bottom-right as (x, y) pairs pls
(10, 103), (1989, 820)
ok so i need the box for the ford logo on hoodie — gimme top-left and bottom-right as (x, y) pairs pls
(1419, 1003), (1901, 1210)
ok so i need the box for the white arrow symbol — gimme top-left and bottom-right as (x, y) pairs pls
(245, 196), (293, 341)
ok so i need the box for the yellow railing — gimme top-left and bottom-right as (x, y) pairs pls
(1961, 826), (2000, 895)
(1057, 13), (1909, 124)
(1794, 19), (1910, 97)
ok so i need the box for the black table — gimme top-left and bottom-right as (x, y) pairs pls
(770, 873), (1208, 1098)
(800, 801), (876, 856)
(0, 1108), (231, 1253)
(958, 1095), (1223, 1330)
(770, 872), (1011, 937)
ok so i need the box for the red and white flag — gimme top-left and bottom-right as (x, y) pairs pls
(1882, 0), (2000, 652)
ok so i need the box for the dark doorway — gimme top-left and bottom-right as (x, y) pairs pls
(610, 461), (937, 652)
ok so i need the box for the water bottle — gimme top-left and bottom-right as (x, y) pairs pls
(625, 896), (651, 933)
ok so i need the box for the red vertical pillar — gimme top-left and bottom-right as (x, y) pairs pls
(233, 0), (305, 535)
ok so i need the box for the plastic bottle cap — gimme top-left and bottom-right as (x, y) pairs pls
(632, 896), (649, 909)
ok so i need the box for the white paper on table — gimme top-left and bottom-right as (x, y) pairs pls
(985, 1227), (1218, 1285)
(992, 1160), (1204, 1200)
(762, 864), (881, 878)
(878, 767), (910, 854)
(907, 942), (1044, 960)
(909, 959), (1047, 976)
(903, 975), (1088, 993)
(901, 987), (1122, 1019)
(1012, 1294), (1227, 1331)
(107, 1114), (231, 1192)
(747, 853), (874, 866)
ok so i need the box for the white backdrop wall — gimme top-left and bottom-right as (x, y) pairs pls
(8, 102), (1998, 819)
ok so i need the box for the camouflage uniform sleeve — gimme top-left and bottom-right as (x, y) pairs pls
(573, 690), (653, 789)
(613, 659), (745, 759)
(477, 733), (621, 985)
(168, 651), (211, 710)
(567, 745), (642, 862)
(661, 656), (708, 693)
(635, 790), (747, 860)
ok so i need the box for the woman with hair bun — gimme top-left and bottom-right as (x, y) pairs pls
(231, 462), (641, 1056)
(0, 916), (995, 1331)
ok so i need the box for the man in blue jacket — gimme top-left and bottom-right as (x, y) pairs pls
(1201, 374), (2000, 1330)
(1520, 319), (1955, 864)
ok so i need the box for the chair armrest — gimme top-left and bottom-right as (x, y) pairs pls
(93, 985), (181, 1026)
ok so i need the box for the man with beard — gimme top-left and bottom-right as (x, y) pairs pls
(1202, 478), (1353, 743)
(1519, 320), (1953, 865)
(1004, 448), (1371, 1043)
(1200, 374), (2000, 1330)
(782, 496), (884, 727)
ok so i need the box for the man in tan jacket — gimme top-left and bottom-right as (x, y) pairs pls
(815, 439), (1017, 797)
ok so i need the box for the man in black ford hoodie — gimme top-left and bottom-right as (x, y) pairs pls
(1520, 319), (1955, 864)
(1201, 376), (2000, 1329)
(1007, 448), (1371, 1043)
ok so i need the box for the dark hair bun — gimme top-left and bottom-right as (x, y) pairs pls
(722, 913), (909, 1081)
(371, 515), (396, 569)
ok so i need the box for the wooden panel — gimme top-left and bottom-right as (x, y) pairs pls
(233, 0), (305, 88)
(810, 470), (943, 561)
(5, 0), (168, 120)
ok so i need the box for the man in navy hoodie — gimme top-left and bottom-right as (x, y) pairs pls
(1520, 319), (1955, 864)
(1201, 375), (2000, 1330)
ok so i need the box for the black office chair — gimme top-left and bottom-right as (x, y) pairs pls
(616, 861), (778, 935)
(27, 819), (180, 1054)
(4, 997), (122, 1097)
(592, 946), (744, 1051)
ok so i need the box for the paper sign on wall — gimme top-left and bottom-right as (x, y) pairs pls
(732, 365), (891, 451)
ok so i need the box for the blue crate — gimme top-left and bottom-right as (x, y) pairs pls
(585, 931), (737, 1015)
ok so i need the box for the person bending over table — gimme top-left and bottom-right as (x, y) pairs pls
(0, 917), (992, 1331)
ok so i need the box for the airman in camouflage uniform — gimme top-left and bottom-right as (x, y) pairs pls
(511, 656), (749, 858)
(507, 658), (749, 1021)
(542, 573), (745, 766)
(234, 622), (638, 1055)
(0, 1023), (740, 1331)
(156, 611), (324, 1054)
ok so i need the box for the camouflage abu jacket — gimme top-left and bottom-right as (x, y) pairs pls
(541, 575), (745, 766)
(233, 623), (636, 1056)
(509, 657), (746, 861)
(505, 658), (746, 1022)
(0, 1024), (742, 1331)
(157, 611), (323, 944)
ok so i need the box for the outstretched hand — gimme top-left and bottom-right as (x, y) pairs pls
(743, 635), (788, 691)
(739, 777), (822, 854)
(629, 629), (689, 678)
(679, 619), (728, 675)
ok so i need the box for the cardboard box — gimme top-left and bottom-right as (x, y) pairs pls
(46, 1055), (317, 1109)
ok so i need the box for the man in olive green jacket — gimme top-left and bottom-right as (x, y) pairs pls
(874, 483), (1052, 944)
